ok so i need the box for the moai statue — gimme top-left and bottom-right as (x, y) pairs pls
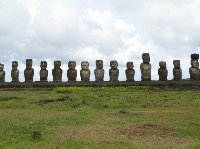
(158, 61), (168, 81)
(80, 61), (90, 81)
(40, 61), (48, 82)
(0, 63), (5, 83)
(140, 53), (151, 81)
(125, 62), (135, 82)
(24, 59), (34, 82)
(94, 60), (104, 82)
(189, 54), (200, 80)
(52, 61), (63, 82)
(109, 60), (119, 82)
(67, 61), (77, 82)
(11, 61), (19, 82)
(173, 60), (182, 80)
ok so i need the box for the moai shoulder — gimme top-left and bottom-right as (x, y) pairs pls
(109, 60), (119, 82)
(11, 61), (19, 82)
(52, 61), (62, 82)
(80, 61), (90, 82)
(0, 63), (5, 83)
(126, 62), (135, 82)
(24, 59), (34, 82)
(173, 60), (182, 80)
(40, 61), (48, 82)
(94, 60), (104, 82)
(67, 61), (77, 82)
(140, 53), (151, 81)
(158, 61), (168, 81)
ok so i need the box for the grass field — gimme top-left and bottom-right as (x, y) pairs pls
(0, 86), (200, 149)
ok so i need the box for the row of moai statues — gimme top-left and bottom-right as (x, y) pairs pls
(0, 53), (200, 83)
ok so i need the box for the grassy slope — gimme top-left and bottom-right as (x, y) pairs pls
(0, 87), (200, 149)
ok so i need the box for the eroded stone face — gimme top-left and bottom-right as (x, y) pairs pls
(140, 53), (151, 81)
(190, 59), (200, 80)
(80, 61), (90, 81)
(67, 61), (77, 82)
(24, 59), (34, 82)
(40, 61), (48, 82)
(52, 61), (62, 82)
(126, 62), (135, 82)
(109, 60), (119, 82)
(94, 60), (104, 82)
(0, 63), (5, 83)
(173, 60), (182, 80)
(158, 61), (168, 81)
(11, 61), (19, 82)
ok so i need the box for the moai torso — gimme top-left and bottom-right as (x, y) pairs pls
(40, 61), (48, 82)
(52, 61), (62, 82)
(126, 62), (135, 82)
(140, 53), (151, 81)
(11, 61), (19, 82)
(189, 54), (200, 80)
(0, 64), (5, 83)
(158, 61), (168, 81)
(173, 60), (182, 80)
(80, 61), (90, 81)
(109, 60), (119, 82)
(24, 59), (34, 82)
(94, 60), (104, 82)
(67, 61), (77, 82)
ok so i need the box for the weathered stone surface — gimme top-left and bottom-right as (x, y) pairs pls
(24, 59), (34, 82)
(109, 60), (119, 82)
(67, 61), (77, 82)
(189, 59), (200, 80)
(191, 54), (199, 60)
(11, 61), (19, 82)
(52, 61), (62, 82)
(94, 60), (104, 82)
(0, 63), (5, 83)
(40, 61), (48, 82)
(140, 53), (151, 81)
(173, 60), (182, 80)
(158, 61), (168, 81)
(126, 62), (135, 82)
(80, 61), (90, 81)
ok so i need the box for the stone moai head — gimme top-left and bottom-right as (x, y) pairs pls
(159, 61), (166, 69)
(173, 60), (180, 68)
(110, 60), (118, 69)
(191, 59), (199, 68)
(40, 61), (47, 70)
(26, 59), (32, 69)
(12, 61), (18, 69)
(81, 61), (89, 70)
(0, 63), (4, 71)
(126, 62), (134, 69)
(68, 61), (76, 70)
(96, 60), (103, 69)
(142, 53), (150, 63)
(54, 61), (61, 69)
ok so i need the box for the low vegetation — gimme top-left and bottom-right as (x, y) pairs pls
(0, 87), (200, 149)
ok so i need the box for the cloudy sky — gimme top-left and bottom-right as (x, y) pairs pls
(0, 0), (200, 81)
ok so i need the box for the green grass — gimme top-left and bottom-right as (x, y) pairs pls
(0, 86), (200, 149)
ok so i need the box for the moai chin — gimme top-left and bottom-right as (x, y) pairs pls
(140, 53), (151, 81)
(40, 61), (48, 82)
(0, 63), (5, 83)
(158, 61), (168, 81)
(80, 61), (90, 81)
(11, 61), (19, 82)
(24, 59), (34, 82)
(109, 60), (119, 82)
(67, 61), (77, 82)
(126, 62), (135, 82)
(94, 60), (104, 82)
(52, 61), (62, 82)
(173, 60), (182, 80)
(189, 54), (200, 80)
